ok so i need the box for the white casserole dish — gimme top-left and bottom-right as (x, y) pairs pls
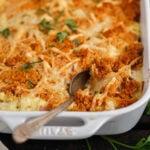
(0, 0), (150, 140)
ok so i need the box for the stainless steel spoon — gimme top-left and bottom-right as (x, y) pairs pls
(12, 70), (90, 143)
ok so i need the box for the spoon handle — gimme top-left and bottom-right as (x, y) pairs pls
(12, 98), (73, 143)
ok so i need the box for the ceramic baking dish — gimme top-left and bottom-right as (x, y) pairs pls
(0, 0), (150, 140)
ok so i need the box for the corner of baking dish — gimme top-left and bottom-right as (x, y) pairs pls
(139, 0), (150, 105)
(105, 0), (150, 115)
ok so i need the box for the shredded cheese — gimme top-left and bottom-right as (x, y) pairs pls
(0, 0), (143, 111)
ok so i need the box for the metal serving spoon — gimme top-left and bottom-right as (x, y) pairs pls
(12, 70), (90, 143)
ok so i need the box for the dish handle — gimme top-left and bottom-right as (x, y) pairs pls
(1, 115), (111, 140)
(30, 116), (111, 140)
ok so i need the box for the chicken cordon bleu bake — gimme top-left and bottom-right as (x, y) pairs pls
(0, 0), (143, 111)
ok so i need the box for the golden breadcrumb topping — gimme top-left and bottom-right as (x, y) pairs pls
(0, 0), (143, 111)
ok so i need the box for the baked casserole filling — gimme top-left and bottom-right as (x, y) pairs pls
(0, 0), (143, 111)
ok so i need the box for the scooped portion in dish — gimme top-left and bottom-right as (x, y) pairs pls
(0, 0), (143, 111)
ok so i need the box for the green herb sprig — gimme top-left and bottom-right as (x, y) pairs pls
(145, 100), (150, 115)
(57, 31), (68, 43)
(27, 79), (35, 89)
(38, 10), (64, 33)
(86, 100), (150, 150)
(65, 19), (77, 32)
(100, 135), (150, 150)
(0, 28), (10, 38)
(39, 19), (54, 32)
(21, 60), (43, 70)
(74, 39), (81, 46)
(72, 49), (78, 54)
(85, 139), (92, 150)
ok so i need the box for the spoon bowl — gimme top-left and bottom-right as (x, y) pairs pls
(12, 70), (90, 143)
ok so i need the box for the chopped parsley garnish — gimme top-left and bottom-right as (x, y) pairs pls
(57, 31), (68, 43)
(74, 39), (81, 46)
(72, 49), (78, 54)
(21, 63), (32, 70)
(27, 79), (34, 89)
(0, 28), (10, 38)
(65, 19), (77, 32)
(39, 19), (53, 32)
(21, 60), (43, 70)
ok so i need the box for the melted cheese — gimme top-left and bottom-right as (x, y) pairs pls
(0, 0), (143, 111)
